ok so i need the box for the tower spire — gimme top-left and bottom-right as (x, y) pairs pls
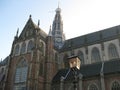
(48, 25), (52, 36)
(16, 28), (19, 37)
(29, 14), (32, 18)
(52, 6), (65, 49)
(58, 0), (60, 8)
(38, 19), (40, 27)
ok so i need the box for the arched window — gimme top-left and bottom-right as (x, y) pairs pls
(20, 42), (26, 54)
(14, 59), (28, 90)
(111, 81), (120, 90)
(39, 42), (44, 54)
(14, 44), (20, 55)
(89, 84), (98, 90)
(108, 43), (119, 59)
(78, 51), (84, 64)
(27, 40), (34, 52)
(63, 54), (69, 68)
(91, 47), (101, 63)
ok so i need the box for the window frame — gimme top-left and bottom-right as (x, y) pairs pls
(108, 43), (119, 59)
(91, 47), (101, 63)
(14, 59), (28, 90)
(111, 81), (120, 90)
(88, 83), (99, 90)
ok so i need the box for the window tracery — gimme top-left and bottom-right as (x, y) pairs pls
(20, 42), (26, 54)
(111, 81), (120, 90)
(14, 44), (20, 55)
(27, 40), (34, 52)
(78, 50), (84, 64)
(14, 59), (28, 90)
(91, 47), (101, 63)
(108, 43), (119, 59)
(89, 84), (98, 90)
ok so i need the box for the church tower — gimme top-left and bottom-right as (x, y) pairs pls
(52, 7), (65, 49)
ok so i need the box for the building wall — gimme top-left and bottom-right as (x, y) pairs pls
(59, 38), (120, 68)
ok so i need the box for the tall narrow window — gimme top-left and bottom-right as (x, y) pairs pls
(78, 51), (84, 64)
(27, 40), (34, 52)
(108, 43), (119, 59)
(89, 84), (98, 90)
(39, 42), (44, 55)
(91, 47), (101, 63)
(111, 81), (120, 90)
(63, 54), (69, 68)
(14, 59), (28, 90)
(14, 44), (20, 55)
(20, 42), (26, 54)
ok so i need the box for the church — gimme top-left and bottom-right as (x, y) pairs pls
(0, 7), (120, 90)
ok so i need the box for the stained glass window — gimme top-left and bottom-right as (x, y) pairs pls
(89, 84), (98, 90)
(27, 40), (34, 52)
(20, 43), (26, 54)
(108, 43), (119, 59)
(111, 81), (120, 90)
(14, 59), (28, 90)
(78, 51), (84, 64)
(91, 47), (101, 63)
(14, 44), (20, 55)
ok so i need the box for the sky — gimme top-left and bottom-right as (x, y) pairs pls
(1, 0), (120, 60)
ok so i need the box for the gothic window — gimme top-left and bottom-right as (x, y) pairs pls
(14, 59), (28, 90)
(63, 54), (69, 68)
(14, 44), (20, 55)
(111, 81), (120, 90)
(78, 51), (84, 64)
(39, 42), (45, 55)
(20, 42), (26, 54)
(108, 43), (119, 59)
(89, 84), (98, 90)
(91, 47), (101, 63)
(27, 40), (34, 52)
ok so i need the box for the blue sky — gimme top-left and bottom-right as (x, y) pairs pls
(1, 0), (120, 59)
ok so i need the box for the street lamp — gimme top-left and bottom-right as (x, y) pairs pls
(60, 56), (81, 90)
(68, 56), (81, 90)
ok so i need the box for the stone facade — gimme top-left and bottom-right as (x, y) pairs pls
(3, 15), (58, 90)
(0, 57), (9, 90)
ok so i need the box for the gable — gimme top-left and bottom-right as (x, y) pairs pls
(18, 17), (39, 40)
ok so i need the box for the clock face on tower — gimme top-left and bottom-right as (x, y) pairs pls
(55, 38), (61, 42)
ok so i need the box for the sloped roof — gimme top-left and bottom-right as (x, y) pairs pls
(0, 56), (9, 66)
(104, 59), (120, 74)
(60, 25), (120, 52)
(18, 16), (47, 41)
(52, 59), (120, 83)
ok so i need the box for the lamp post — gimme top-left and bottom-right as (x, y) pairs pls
(71, 67), (78, 90)
(68, 55), (81, 90)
